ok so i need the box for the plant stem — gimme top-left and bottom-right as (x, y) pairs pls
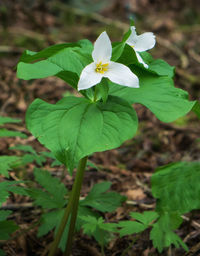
(64, 156), (88, 256)
(48, 156), (88, 256)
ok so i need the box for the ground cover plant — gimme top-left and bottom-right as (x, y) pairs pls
(1, 1), (200, 255)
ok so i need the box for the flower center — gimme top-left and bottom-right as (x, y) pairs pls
(95, 61), (109, 74)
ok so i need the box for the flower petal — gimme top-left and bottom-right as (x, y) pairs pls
(92, 31), (112, 63)
(104, 61), (139, 88)
(135, 52), (148, 68)
(126, 26), (137, 47)
(78, 62), (103, 91)
(134, 32), (156, 52)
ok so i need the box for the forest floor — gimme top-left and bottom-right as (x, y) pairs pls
(0, 0), (200, 255)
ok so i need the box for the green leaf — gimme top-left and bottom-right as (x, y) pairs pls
(27, 169), (68, 209)
(118, 220), (145, 237)
(40, 151), (62, 167)
(81, 182), (126, 212)
(192, 101), (200, 119)
(0, 116), (21, 125)
(26, 96), (138, 173)
(10, 144), (36, 154)
(17, 40), (93, 88)
(0, 156), (21, 177)
(0, 181), (27, 207)
(0, 128), (27, 138)
(130, 211), (158, 226)
(0, 210), (18, 240)
(109, 70), (195, 122)
(38, 209), (64, 237)
(150, 212), (188, 252)
(17, 60), (63, 80)
(140, 52), (175, 78)
(152, 162), (200, 213)
(96, 78), (109, 103)
(118, 211), (158, 237)
(111, 42), (125, 61)
(0, 220), (18, 240)
(0, 210), (12, 221)
(81, 216), (116, 246)
(10, 145), (46, 166)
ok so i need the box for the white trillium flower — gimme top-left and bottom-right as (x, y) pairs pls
(126, 26), (156, 68)
(77, 31), (139, 91)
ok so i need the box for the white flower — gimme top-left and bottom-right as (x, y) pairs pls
(78, 31), (139, 91)
(126, 26), (156, 68)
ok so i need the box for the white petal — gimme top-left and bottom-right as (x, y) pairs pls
(77, 62), (103, 91)
(135, 52), (148, 68)
(92, 31), (112, 63)
(134, 32), (156, 52)
(104, 61), (139, 88)
(126, 26), (137, 47)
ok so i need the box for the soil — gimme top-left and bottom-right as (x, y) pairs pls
(0, 0), (200, 255)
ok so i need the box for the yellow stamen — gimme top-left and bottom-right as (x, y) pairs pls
(95, 61), (109, 74)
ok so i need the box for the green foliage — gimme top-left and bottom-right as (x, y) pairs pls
(109, 70), (195, 123)
(0, 116), (21, 125)
(150, 212), (188, 253)
(0, 116), (27, 138)
(27, 168), (68, 209)
(0, 128), (27, 138)
(28, 169), (124, 251)
(81, 216), (118, 247)
(118, 211), (158, 237)
(10, 144), (46, 166)
(26, 96), (138, 174)
(0, 156), (21, 177)
(149, 161), (200, 252)
(81, 181), (126, 212)
(17, 40), (93, 89)
(152, 162), (200, 213)
(0, 210), (18, 240)
(0, 181), (27, 207)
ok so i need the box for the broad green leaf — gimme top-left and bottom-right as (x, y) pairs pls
(0, 116), (21, 125)
(81, 182), (126, 212)
(0, 156), (21, 177)
(0, 128), (27, 138)
(17, 60), (63, 80)
(109, 70), (195, 122)
(152, 162), (200, 213)
(17, 40), (93, 88)
(26, 96), (138, 173)
(150, 212), (188, 252)
(140, 52), (175, 78)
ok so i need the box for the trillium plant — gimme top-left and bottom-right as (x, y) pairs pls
(16, 25), (199, 255)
